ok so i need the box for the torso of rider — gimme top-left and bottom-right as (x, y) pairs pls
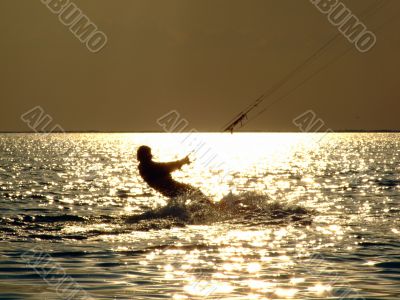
(138, 158), (187, 190)
(137, 145), (210, 200)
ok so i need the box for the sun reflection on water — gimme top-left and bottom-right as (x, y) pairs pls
(2, 133), (400, 298)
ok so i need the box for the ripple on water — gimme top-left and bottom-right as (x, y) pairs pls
(0, 133), (400, 299)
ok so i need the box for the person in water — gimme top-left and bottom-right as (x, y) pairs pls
(137, 145), (209, 201)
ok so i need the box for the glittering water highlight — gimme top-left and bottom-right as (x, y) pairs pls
(1, 133), (400, 299)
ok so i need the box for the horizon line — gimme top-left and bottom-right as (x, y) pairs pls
(1, 130), (400, 134)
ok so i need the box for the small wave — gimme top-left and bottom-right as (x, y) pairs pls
(0, 214), (114, 226)
(376, 262), (400, 269)
(25, 214), (88, 223)
(376, 178), (400, 188)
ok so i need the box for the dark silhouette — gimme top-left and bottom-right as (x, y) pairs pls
(137, 146), (211, 202)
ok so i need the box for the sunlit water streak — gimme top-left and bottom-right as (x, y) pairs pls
(0, 133), (400, 299)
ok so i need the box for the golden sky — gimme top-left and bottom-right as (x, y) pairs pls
(1, 0), (399, 132)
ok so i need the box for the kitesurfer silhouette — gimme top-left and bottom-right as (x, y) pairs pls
(137, 146), (211, 203)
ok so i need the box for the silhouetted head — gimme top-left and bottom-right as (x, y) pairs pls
(137, 145), (152, 162)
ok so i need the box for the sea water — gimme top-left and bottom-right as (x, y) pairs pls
(0, 133), (399, 299)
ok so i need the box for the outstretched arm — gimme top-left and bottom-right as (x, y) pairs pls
(159, 156), (190, 173)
